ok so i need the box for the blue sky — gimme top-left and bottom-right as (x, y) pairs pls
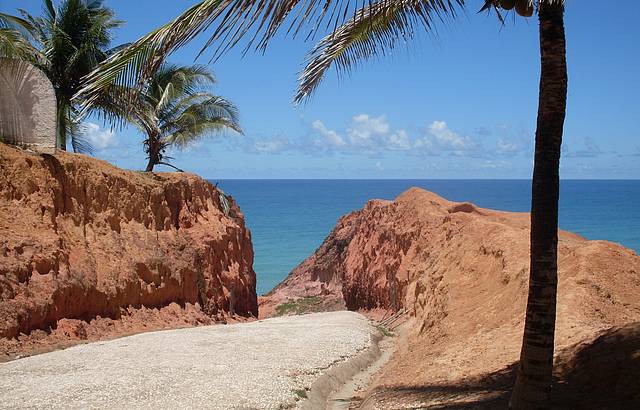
(3, 0), (639, 179)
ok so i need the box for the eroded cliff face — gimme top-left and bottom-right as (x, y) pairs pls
(0, 144), (257, 356)
(260, 187), (640, 405)
(264, 188), (640, 329)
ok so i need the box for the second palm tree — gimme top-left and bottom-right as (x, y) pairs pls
(130, 64), (241, 172)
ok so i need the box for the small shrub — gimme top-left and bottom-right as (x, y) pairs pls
(377, 324), (393, 337)
(275, 296), (321, 316)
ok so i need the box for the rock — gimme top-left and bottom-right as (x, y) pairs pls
(53, 319), (87, 340)
(0, 144), (257, 358)
(264, 187), (640, 326)
(262, 187), (640, 404)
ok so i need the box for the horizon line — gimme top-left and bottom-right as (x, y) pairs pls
(205, 178), (640, 181)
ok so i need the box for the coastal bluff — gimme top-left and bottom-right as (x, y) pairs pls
(261, 187), (640, 407)
(0, 144), (257, 358)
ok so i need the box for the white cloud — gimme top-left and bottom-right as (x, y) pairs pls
(375, 161), (384, 171)
(564, 137), (604, 158)
(312, 120), (346, 148)
(385, 130), (411, 151)
(428, 121), (477, 152)
(346, 114), (390, 148)
(479, 160), (512, 169)
(247, 137), (291, 154)
(496, 138), (521, 155)
(414, 136), (435, 152)
(310, 114), (412, 154)
(83, 122), (117, 149)
(306, 117), (489, 157)
(235, 116), (504, 159)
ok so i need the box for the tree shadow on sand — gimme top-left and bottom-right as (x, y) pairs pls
(362, 323), (640, 409)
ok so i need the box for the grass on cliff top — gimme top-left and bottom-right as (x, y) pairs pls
(275, 296), (322, 316)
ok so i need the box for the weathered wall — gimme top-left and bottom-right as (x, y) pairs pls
(0, 59), (56, 154)
(0, 144), (257, 343)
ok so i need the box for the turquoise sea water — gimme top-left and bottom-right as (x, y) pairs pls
(214, 180), (640, 295)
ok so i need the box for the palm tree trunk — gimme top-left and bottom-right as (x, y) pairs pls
(145, 136), (160, 172)
(145, 157), (155, 172)
(56, 102), (67, 151)
(510, 2), (567, 408)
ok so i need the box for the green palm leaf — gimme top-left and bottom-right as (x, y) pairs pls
(129, 63), (241, 171)
(75, 0), (473, 111)
(295, 0), (464, 103)
(74, 0), (229, 116)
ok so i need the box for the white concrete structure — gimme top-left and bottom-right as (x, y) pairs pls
(0, 59), (56, 154)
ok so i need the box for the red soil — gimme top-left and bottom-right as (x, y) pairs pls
(262, 187), (640, 407)
(0, 144), (257, 360)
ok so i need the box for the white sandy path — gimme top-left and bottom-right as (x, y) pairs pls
(0, 311), (375, 409)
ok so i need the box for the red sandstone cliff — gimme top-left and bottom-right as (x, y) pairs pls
(0, 144), (257, 358)
(261, 187), (640, 406)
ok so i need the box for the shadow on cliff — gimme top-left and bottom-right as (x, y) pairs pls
(364, 323), (640, 409)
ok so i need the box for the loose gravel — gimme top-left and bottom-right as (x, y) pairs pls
(0, 311), (374, 409)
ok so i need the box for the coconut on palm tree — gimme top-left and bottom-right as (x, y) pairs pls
(130, 64), (241, 172)
(76, 0), (567, 407)
(1, 0), (124, 152)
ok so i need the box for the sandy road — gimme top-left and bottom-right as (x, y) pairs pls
(0, 311), (376, 409)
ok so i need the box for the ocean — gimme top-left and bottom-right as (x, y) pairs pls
(214, 180), (640, 295)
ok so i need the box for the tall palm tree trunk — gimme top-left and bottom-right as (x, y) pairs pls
(510, 2), (567, 408)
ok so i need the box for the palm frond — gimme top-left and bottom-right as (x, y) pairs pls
(71, 122), (96, 154)
(72, 0), (359, 112)
(75, 0), (474, 111)
(295, 0), (464, 103)
(0, 29), (43, 62)
(16, 10), (49, 48)
(162, 93), (241, 144)
(151, 64), (216, 100)
(156, 82), (176, 113)
(196, 96), (241, 129)
(0, 12), (38, 40)
(0, 12), (44, 62)
(165, 116), (240, 148)
(74, 0), (232, 115)
(43, 0), (56, 22)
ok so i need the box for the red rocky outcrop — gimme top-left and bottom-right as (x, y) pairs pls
(260, 187), (640, 405)
(0, 144), (257, 357)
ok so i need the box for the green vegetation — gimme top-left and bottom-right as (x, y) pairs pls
(292, 389), (307, 400)
(1, 1), (241, 170)
(376, 324), (393, 338)
(275, 296), (321, 317)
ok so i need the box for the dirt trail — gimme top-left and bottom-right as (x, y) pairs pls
(0, 311), (376, 410)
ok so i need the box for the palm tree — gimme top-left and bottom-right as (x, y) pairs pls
(1, 0), (124, 152)
(0, 14), (42, 62)
(131, 64), (241, 172)
(75, 0), (567, 406)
